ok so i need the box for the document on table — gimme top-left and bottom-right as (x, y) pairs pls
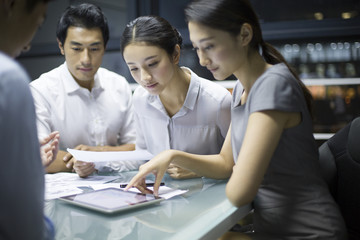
(67, 148), (154, 162)
(45, 172), (120, 200)
(45, 172), (187, 200)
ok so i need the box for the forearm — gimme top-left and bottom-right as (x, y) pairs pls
(45, 150), (72, 173)
(170, 128), (234, 179)
(170, 150), (233, 179)
(93, 143), (135, 151)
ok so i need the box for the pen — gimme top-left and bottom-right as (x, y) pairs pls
(120, 182), (165, 188)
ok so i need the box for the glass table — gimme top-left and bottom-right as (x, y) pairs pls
(45, 171), (252, 240)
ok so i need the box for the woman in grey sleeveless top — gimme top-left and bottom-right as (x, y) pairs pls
(124, 0), (347, 239)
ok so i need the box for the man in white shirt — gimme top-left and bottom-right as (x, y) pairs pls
(30, 3), (136, 177)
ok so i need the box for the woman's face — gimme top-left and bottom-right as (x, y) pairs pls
(123, 43), (177, 95)
(188, 21), (243, 80)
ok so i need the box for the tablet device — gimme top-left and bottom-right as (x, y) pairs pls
(58, 188), (163, 214)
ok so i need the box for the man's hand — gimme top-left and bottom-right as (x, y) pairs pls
(63, 144), (135, 177)
(40, 131), (60, 167)
(73, 160), (96, 178)
(63, 145), (102, 177)
(62, 144), (99, 169)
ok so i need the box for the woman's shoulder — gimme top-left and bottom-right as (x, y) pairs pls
(264, 63), (296, 83)
(254, 64), (299, 92)
(132, 85), (153, 106)
(248, 63), (305, 112)
(133, 85), (148, 98)
(187, 68), (231, 99)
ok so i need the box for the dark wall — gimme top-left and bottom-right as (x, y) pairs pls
(18, 0), (360, 84)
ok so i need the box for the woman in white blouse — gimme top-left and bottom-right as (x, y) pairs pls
(121, 15), (231, 179)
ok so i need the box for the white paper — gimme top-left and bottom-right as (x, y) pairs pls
(45, 172), (120, 200)
(45, 172), (187, 201)
(45, 185), (82, 200)
(67, 148), (154, 163)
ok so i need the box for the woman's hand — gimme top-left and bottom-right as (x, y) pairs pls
(124, 150), (175, 196)
(167, 163), (201, 179)
(40, 131), (60, 167)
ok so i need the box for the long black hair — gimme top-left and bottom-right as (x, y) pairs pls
(185, 0), (313, 114)
(120, 15), (182, 57)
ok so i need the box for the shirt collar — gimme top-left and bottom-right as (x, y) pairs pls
(60, 62), (104, 94)
(146, 67), (201, 113)
(182, 67), (200, 111)
(147, 94), (163, 110)
(232, 81), (243, 107)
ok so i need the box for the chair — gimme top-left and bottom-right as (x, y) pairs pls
(318, 116), (360, 240)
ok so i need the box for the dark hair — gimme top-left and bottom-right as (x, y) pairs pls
(120, 15), (182, 57)
(56, 3), (109, 47)
(25, 0), (51, 13)
(185, 0), (313, 115)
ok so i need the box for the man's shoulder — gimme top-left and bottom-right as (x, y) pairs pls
(97, 67), (127, 81)
(30, 64), (63, 88)
(0, 52), (18, 71)
(0, 52), (27, 79)
(0, 53), (30, 89)
(0, 55), (33, 114)
(97, 67), (131, 90)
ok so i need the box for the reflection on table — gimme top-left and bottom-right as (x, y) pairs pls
(45, 171), (252, 240)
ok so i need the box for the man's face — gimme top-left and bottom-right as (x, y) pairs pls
(7, 1), (48, 57)
(59, 26), (105, 83)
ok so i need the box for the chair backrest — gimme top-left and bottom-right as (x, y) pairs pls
(318, 117), (360, 240)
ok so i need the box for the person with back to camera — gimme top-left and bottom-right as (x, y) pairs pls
(0, 0), (60, 239)
(124, 0), (347, 239)
(120, 15), (231, 179)
(30, 3), (138, 178)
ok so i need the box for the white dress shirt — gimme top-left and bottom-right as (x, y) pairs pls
(30, 63), (137, 172)
(133, 67), (231, 155)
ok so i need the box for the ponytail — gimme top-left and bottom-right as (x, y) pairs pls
(172, 26), (183, 49)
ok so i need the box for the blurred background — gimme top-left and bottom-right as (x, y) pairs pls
(18, 0), (360, 143)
